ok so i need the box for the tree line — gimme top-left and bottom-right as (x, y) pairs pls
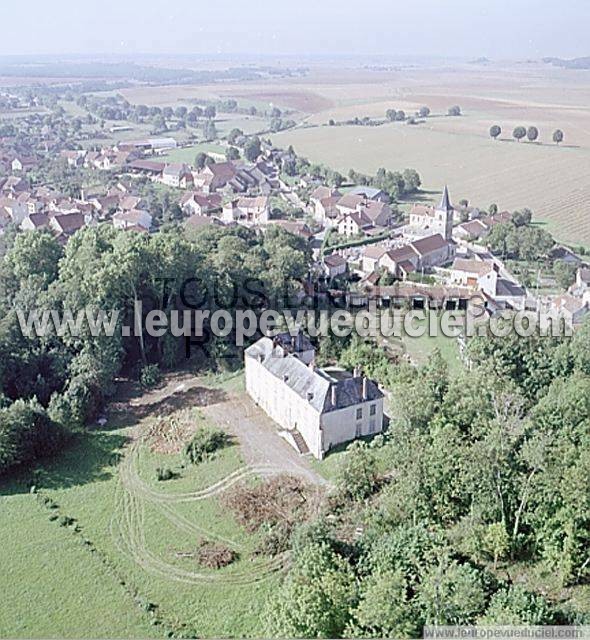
(489, 124), (564, 144)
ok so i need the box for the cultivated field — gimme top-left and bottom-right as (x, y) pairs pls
(273, 120), (590, 245)
(260, 63), (590, 246)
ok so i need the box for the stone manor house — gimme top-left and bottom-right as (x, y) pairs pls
(245, 332), (384, 459)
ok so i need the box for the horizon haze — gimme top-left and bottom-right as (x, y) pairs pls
(4, 0), (590, 61)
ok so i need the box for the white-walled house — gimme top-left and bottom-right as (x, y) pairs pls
(245, 333), (384, 459)
(112, 209), (152, 231)
(222, 196), (270, 225)
(449, 258), (498, 297)
(323, 253), (347, 278)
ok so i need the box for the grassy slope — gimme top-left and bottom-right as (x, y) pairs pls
(401, 311), (462, 375)
(0, 431), (158, 639)
(0, 385), (277, 638)
(0, 494), (157, 639)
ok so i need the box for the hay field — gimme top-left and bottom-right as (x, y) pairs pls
(262, 63), (590, 246)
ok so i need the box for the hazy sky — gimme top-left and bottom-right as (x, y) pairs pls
(4, 0), (588, 60)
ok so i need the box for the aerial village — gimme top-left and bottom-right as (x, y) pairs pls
(1, 121), (588, 328)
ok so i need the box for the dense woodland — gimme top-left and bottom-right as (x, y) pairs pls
(264, 328), (590, 635)
(0, 224), (310, 474)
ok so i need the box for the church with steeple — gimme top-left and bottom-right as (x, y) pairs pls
(407, 185), (454, 241)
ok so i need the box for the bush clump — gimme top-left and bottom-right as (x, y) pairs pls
(184, 427), (228, 465)
(155, 467), (178, 481)
(139, 364), (161, 389)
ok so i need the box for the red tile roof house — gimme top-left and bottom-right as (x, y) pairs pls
(314, 194), (342, 226)
(550, 294), (590, 327)
(222, 196), (270, 225)
(310, 186), (342, 224)
(11, 155), (38, 173)
(336, 210), (374, 237)
(90, 195), (122, 216)
(453, 218), (491, 242)
(336, 193), (367, 215)
(411, 234), (456, 269)
(49, 212), (86, 239)
(119, 195), (145, 211)
(332, 193), (392, 230)
(0, 196), (28, 224)
(361, 245), (387, 274)
(323, 253), (348, 278)
(378, 235), (456, 279)
(449, 257), (498, 297)
(179, 192), (222, 216)
(379, 245), (420, 279)
(112, 209), (153, 232)
(183, 215), (224, 231)
(194, 162), (238, 193)
(361, 200), (392, 227)
(266, 220), (313, 240)
(20, 212), (49, 231)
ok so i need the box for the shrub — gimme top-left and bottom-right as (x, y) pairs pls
(139, 364), (161, 389)
(156, 467), (178, 481)
(337, 441), (379, 501)
(0, 398), (64, 475)
(184, 427), (227, 465)
(256, 522), (293, 556)
(58, 515), (75, 527)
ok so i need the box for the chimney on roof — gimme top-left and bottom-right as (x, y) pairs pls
(283, 374), (289, 382)
(362, 376), (368, 400)
(331, 384), (337, 407)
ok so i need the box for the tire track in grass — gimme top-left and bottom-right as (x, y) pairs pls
(111, 436), (288, 586)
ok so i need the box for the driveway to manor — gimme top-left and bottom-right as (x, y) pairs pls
(116, 371), (328, 487)
(201, 390), (329, 487)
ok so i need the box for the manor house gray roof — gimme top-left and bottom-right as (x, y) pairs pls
(245, 337), (383, 414)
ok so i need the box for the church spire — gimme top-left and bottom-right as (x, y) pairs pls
(438, 185), (452, 211)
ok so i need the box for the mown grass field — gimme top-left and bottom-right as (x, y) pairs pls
(401, 311), (462, 374)
(0, 488), (158, 639)
(0, 375), (279, 639)
(162, 142), (227, 164)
